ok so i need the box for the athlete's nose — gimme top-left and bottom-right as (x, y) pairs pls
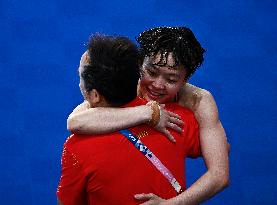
(152, 77), (165, 90)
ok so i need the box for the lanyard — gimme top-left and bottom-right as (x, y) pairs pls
(119, 129), (183, 194)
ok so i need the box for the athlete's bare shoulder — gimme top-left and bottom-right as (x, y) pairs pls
(178, 83), (217, 120)
(178, 83), (205, 111)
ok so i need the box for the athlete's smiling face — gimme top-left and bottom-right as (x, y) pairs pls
(139, 53), (187, 104)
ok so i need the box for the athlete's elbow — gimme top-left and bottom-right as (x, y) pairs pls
(220, 173), (230, 189)
(67, 115), (81, 133)
(214, 169), (230, 190)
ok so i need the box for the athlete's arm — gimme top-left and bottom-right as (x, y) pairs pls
(135, 90), (229, 205)
(68, 101), (151, 134)
(173, 90), (230, 204)
(67, 102), (184, 142)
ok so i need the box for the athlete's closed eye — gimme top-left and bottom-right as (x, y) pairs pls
(167, 78), (178, 84)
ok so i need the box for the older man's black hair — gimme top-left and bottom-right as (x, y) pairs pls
(82, 34), (140, 107)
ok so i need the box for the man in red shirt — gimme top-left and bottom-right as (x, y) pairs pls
(57, 34), (200, 205)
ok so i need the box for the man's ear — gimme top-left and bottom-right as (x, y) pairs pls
(87, 89), (102, 105)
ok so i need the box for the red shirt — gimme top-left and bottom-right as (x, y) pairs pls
(57, 97), (200, 205)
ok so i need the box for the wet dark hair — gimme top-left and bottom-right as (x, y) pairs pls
(136, 26), (206, 78)
(82, 34), (140, 106)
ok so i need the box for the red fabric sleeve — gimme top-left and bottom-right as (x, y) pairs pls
(56, 143), (87, 205)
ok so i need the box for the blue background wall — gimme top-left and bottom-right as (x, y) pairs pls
(1, 0), (276, 204)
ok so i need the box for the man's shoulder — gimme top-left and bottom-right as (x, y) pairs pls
(64, 132), (117, 146)
(63, 134), (74, 145)
(63, 133), (100, 150)
(62, 132), (120, 161)
(62, 134), (82, 151)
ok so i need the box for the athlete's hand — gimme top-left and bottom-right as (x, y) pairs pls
(135, 193), (166, 205)
(153, 104), (184, 143)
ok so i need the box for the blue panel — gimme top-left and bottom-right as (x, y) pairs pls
(1, 0), (276, 204)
